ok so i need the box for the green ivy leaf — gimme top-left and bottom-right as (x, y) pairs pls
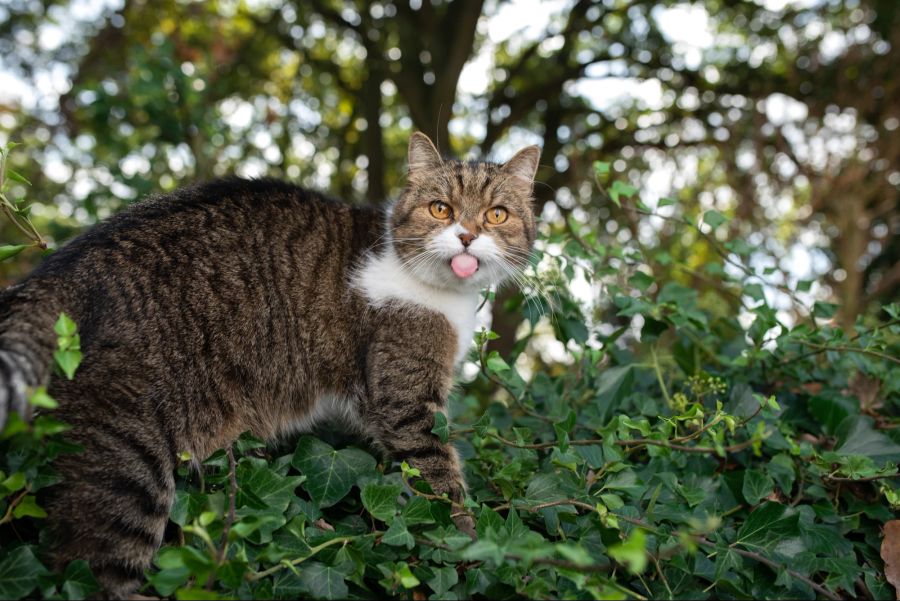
(703, 210), (728, 229)
(813, 301), (839, 319)
(5, 168), (30, 185)
(608, 529), (648, 574)
(28, 387), (58, 410)
(735, 502), (800, 549)
(426, 565), (459, 595)
(485, 351), (510, 373)
(833, 416), (900, 463)
(238, 464), (305, 513)
(54, 313), (77, 337)
(431, 411), (449, 444)
(0, 546), (48, 599)
(299, 562), (349, 600)
(741, 469), (774, 505)
(60, 560), (101, 600)
(0, 245), (28, 262)
(361, 483), (402, 522)
(12, 495), (47, 520)
(53, 349), (83, 381)
(609, 180), (637, 207)
(658, 197), (677, 208)
(292, 437), (375, 508)
(382, 516), (415, 549)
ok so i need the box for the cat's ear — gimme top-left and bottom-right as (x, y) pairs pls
(501, 145), (541, 192)
(408, 132), (443, 176)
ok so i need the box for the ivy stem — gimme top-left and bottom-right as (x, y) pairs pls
(0, 487), (29, 525)
(467, 429), (757, 455)
(650, 345), (672, 406)
(792, 340), (900, 365)
(247, 535), (369, 581)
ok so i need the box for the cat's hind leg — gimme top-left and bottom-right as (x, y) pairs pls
(46, 384), (177, 599)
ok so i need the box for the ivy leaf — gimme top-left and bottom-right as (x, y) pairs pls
(608, 180), (637, 207)
(238, 465), (305, 513)
(658, 197), (677, 208)
(5, 168), (30, 185)
(834, 417), (900, 463)
(595, 366), (634, 407)
(485, 351), (510, 373)
(12, 495), (47, 520)
(703, 210), (728, 229)
(292, 437), (374, 508)
(382, 516), (415, 549)
(0, 245), (28, 262)
(54, 313), (78, 337)
(60, 560), (101, 600)
(608, 529), (648, 574)
(431, 411), (449, 444)
(401, 497), (434, 525)
(361, 483), (402, 522)
(0, 546), (48, 599)
(742, 469), (774, 506)
(427, 565), (459, 595)
(736, 502), (800, 550)
(628, 271), (654, 291)
(299, 562), (349, 600)
(813, 301), (839, 319)
(53, 349), (83, 381)
(28, 387), (58, 410)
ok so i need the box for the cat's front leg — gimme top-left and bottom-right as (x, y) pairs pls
(362, 311), (476, 538)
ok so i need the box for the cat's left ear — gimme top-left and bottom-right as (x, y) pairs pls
(408, 132), (443, 178)
(501, 145), (541, 192)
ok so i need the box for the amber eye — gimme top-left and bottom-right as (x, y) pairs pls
(485, 206), (509, 225)
(429, 201), (453, 220)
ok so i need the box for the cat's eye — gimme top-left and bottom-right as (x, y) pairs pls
(429, 201), (453, 220)
(485, 206), (509, 225)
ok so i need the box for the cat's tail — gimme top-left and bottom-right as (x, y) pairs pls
(0, 280), (61, 430)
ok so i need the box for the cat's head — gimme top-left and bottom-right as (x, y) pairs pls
(389, 132), (540, 291)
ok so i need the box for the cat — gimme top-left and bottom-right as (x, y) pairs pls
(0, 132), (540, 598)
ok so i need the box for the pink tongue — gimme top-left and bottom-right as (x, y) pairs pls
(450, 254), (479, 278)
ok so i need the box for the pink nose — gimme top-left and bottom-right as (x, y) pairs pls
(459, 232), (476, 247)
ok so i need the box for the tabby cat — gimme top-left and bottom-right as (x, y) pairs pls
(0, 132), (540, 598)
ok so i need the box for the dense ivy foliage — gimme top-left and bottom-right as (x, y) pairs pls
(1, 161), (899, 600)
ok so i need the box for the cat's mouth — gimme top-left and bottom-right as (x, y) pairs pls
(449, 253), (479, 279)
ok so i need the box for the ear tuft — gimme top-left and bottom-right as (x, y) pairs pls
(408, 132), (443, 175)
(501, 145), (541, 188)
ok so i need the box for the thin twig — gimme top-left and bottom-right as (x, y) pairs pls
(792, 340), (900, 365)
(0, 488), (29, 525)
(696, 537), (841, 601)
(218, 445), (238, 561)
(823, 472), (900, 482)
(247, 535), (367, 581)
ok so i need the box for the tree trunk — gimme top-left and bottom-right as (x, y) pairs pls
(363, 62), (386, 203)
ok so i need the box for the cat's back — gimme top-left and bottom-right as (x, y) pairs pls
(20, 178), (383, 349)
(34, 178), (377, 277)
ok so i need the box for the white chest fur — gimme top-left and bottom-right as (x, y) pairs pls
(353, 250), (480, 365)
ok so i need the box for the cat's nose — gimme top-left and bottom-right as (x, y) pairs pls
(458, 232), (477, 247)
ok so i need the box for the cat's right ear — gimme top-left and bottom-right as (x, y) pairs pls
(408, 132), (443, 177)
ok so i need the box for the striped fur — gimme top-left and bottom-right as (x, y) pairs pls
(0, 133), (539, 598)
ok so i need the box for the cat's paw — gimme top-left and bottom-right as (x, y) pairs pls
(452, 511), (477, 541)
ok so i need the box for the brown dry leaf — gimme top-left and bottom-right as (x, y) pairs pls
(882, 520), (900, 600)
(848, 373), (882, 415)
(313, 518), (335, 532)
